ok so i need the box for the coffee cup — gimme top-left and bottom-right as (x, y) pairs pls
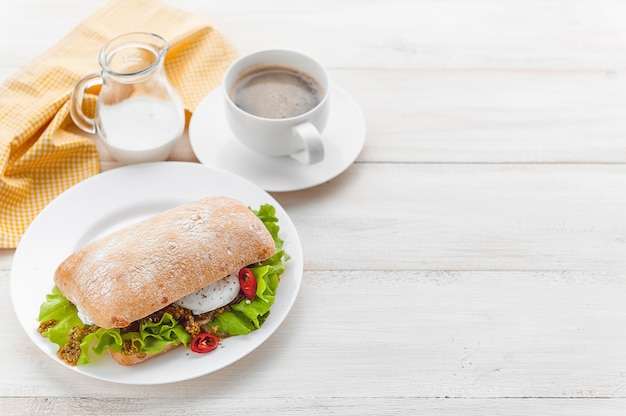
(222, 50), (330, 165)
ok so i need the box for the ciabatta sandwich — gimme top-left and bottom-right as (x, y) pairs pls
(38, 196), (286, 366)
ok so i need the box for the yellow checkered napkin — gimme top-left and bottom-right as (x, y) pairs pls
(0, 0), (237, 248)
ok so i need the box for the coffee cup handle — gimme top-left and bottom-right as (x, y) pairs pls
(290, 122), (325, 165)
(69, 72), (102, 134)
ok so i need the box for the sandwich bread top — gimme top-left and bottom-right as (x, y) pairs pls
(54, 196), (275, 328)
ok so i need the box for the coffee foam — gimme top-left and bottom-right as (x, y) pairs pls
(230, 65), (323, 119)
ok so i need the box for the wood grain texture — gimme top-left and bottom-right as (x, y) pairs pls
(1, 397), (625, 416)
(274, 163), (626, 272)
(1, 0), (626, 414)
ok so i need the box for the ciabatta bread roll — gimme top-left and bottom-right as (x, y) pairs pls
(108, 343), (179, 366)
(54, 196), (275, 329)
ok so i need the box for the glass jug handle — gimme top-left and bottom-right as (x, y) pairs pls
(69, 72), (102, 134)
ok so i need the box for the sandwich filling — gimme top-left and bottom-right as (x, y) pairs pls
(175, 273), (240, 315)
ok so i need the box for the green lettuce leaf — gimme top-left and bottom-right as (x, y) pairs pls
(75, 313), (192, 365)
(38, 286), (84, 348)
(208, 265), (279, 335)
(78, 328), (123, 365)
(207, 204), (287, 336)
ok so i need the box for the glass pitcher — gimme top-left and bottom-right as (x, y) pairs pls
(70, 32), (185, 165)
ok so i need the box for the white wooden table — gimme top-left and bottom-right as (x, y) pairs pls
(1, 0), (626, 414)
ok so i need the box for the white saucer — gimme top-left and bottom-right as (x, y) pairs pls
(189, 84), (366, 192)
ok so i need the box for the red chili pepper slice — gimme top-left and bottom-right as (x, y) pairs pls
(238, 267), (257, 300)
(190, 333), (219, 354)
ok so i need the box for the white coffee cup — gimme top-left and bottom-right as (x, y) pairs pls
(223, 50), (330, 165)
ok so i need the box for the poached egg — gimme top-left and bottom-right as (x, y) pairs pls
(174, 273), (241, 315)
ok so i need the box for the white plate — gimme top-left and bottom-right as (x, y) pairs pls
(189, 84), (366, 192)
(10, 162), (303, 385)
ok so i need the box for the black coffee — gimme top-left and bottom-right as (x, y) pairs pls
(230, 66), (323, 119)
